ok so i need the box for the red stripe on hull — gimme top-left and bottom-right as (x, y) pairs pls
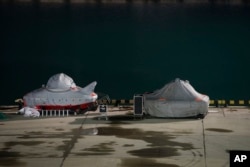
(33, 102), (97, 111)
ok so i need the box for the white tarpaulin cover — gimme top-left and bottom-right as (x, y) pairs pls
(144, 78), (209, 118)
(23, 73), (97, 108)
(46, 73), (77, 91)
(19, 107), (40, 117)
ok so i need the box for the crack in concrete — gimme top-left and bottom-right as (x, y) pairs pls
(59, 112), (89, 167)
(202, 119), (207, 167)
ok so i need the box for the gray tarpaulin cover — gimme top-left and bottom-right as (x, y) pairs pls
(144, 78), (209, 118)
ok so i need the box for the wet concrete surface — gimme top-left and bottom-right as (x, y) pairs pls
(205, 128), (233, 133)
(0, 107), (250, 167)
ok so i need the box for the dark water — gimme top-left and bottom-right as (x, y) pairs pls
(1, 2), (250, 105)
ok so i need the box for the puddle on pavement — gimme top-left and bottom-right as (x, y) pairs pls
(77, 126), (194, 158)
(71, 115), (142, 125)
(83, 142), (115, 152)
(18, 129), (77, 139)
(2, 141), (48, 160)
(25, 131), (44, 135)
(128, 147), (179, 158)
(227, 109), (238, 112)
(120, 158), (179, 167)
(0, 150), (21, 157)
(14, 129), (81, 159)
(81, 128), (98, 135)
(106, 115), (135, 124)
(0, 151), (26, 167)
(73, 152), (111, 156)
(123, 144), (134, 147)
(3, 122), (195, 161)
(205, 128), (233, 133)
(97, 127), (193, 148)
(56, 140), (71, 151)
(74, 141), (116, 156)
(0, 157), (26, 167)
(4, 141), (45, 147)
(73, 126), (194, 158)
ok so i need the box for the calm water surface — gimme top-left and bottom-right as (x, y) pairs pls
(1, 2), (250, 104)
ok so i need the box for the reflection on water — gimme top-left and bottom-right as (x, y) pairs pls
(81, 127), (98, 135)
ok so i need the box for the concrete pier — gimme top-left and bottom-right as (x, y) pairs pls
(0, 107), (250, 167)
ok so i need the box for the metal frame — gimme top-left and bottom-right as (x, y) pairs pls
(98, 104), (108, 120)
(133, 95), (144, 118)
